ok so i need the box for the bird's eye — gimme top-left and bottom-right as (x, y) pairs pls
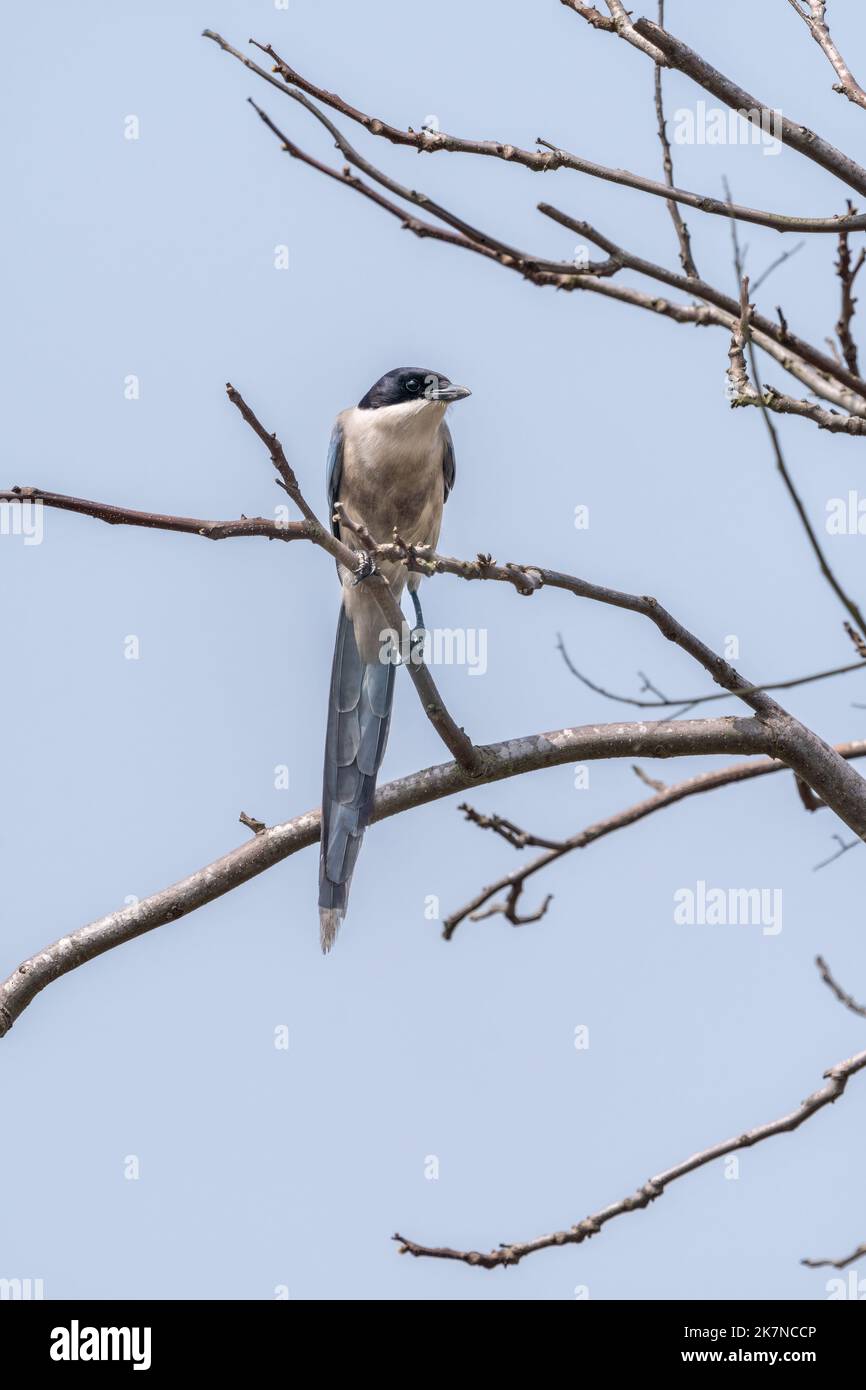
(405, 378), (420, 393)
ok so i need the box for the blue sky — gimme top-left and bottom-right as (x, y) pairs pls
(3, 0), (866, 1300)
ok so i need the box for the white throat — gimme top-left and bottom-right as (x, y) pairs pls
(366, 397), (447, 437)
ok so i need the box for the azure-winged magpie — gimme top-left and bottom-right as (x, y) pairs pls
(319, 367), (471, 951)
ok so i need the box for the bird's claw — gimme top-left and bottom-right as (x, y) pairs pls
(351, 550), (378, 586)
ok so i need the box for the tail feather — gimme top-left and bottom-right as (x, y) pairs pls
(319, 606), (395, 951)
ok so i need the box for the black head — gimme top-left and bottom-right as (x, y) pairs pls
(358, 367), (471, 410)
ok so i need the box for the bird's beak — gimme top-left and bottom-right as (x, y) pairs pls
(429, 382), (471, 403)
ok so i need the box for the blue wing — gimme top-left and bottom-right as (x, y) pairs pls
(442, 422), (456, 502)
(326, 420), (345, 538)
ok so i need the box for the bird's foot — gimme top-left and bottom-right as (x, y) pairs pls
(351, 550), (378, 586)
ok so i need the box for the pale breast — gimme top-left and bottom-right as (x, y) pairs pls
(337, 404), (447, 552)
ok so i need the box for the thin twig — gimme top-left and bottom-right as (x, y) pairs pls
(813, 834), (861, 870)
(802, 1242), (866, 1270)
(796, 777), (824, 812)
(786, 0), (866, 112)
(0, 487), (299, 542)
(653, 0), (698, 277)
(751, 240), (806, 294)
(556, 632), (866, 710)
(632, 765), (667, 793)
(457, 804), (565, 852)
(815, 954), (866, 1019)
(835, 204), (866, 376)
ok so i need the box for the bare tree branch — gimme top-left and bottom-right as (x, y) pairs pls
(751, 240), (806, 293)
(601, 0), (670, 63)
(802, 1241), (866, 1270)
(555, 632), (866, 710)
(443, 740), (866, 939)
(540, 205), (866, 403)
(5, 452), (864, 1021)
(797, 776), (825, 812)
(204, 35), (615, 282)
(801, 945), (866, 1273)
(559, 2), (615, 33)
(394, 1045), (866, 1267)
(203, 25), (866, 439)
(202, 28), (866, 235)
(8, 451), (866, 838)
(835, 207), (866, 376)
(222, 86), (866, 426)
(456, 804), (564, 853)
(11, 478), (860, 727)
(786, 0), (866, 112)
(3, 453), (484, 780)
(468, 889), (554, 928)
(813, 833), (861, 869)
(632, 764), (668, 793)
(722, 203), (866, 638)
(249, 98), (837, 404)
(727, 275), (866, 433)
(0, 715), (768, 1038)
(0, 487), (297, 541)
(727, 374), (866, 434)
(653, 0), (698, 277)
(243, 98), (618, 286)
(816, 955), (866, 1018)
(628, 16), (866, 196)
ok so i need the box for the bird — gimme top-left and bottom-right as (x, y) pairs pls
(318, 367), (471, 952)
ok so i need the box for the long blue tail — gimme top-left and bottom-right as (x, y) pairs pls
(318, 606), (395, 951)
